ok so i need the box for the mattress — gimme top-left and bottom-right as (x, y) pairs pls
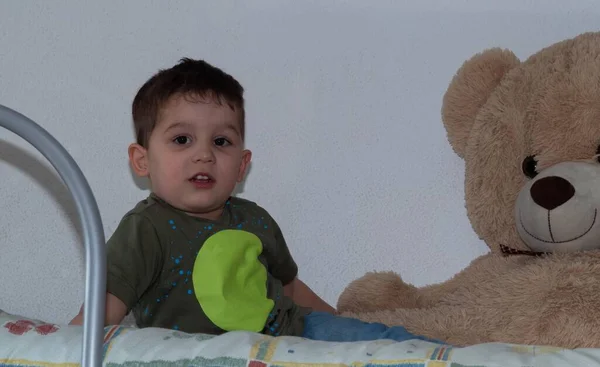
(1, 309), (598, 367)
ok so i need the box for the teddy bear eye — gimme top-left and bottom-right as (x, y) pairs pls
(522, 155), (538, 179)
(596, 145), (600, 163)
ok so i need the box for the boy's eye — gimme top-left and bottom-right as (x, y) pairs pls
(214, 137), (231, 146)
(173, 136), (191, 145)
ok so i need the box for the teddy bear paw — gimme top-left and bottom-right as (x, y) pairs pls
(336, 271), (421, 313)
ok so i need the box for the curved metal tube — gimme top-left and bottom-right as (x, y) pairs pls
(0, 104), (105, 367)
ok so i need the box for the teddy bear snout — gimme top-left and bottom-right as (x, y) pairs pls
(529, 175), (575, 210)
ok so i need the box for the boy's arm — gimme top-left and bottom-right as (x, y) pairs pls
(70, 213), (163, 326)
(266, 214), (336, 313)
(284, 277), (337, 314)
(69, 293), (128, 326)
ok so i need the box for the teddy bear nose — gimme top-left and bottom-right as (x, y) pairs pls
(530, 176), (575, 210)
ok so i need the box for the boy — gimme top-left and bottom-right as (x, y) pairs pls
(70, 58), (438, 343)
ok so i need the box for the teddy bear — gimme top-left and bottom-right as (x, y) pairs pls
(336, 31), (600, 348)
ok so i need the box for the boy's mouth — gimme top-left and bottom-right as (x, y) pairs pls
(189, 172), (214, 183)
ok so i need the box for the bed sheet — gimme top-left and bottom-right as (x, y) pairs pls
(1, 310), (599, 367)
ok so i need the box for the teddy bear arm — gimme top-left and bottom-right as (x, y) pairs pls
(336, 254), (498, 314)
(336, 271), (422, 313)
(342, 262), (600, 348)
(340, 305), (489, 346)
(405, 253), (499, 306)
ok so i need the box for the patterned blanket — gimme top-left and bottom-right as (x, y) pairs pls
(1, 310), (599, 367)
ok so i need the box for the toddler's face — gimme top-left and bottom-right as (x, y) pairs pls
(130, 94), (251, 220)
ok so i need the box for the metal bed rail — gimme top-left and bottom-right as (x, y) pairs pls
(0, 104), (105, 367)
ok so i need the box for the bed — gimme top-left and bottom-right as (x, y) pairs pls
(2, 103), (600, 367)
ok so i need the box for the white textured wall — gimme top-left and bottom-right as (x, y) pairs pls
(0, 0), (599, 325)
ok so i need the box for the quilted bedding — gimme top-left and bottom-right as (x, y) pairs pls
(1, 310), (599, 367)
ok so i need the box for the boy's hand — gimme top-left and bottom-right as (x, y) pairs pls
(284, 278), (337, 314)
(69, 293), (128, 326)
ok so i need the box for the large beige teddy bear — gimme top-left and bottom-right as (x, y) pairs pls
(336, 31), (600, 348)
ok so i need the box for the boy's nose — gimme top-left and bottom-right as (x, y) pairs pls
(193, 149), (215, 163)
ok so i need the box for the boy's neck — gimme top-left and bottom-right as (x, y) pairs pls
(185, 206), (225, 222)
(149, 192), (229, 222)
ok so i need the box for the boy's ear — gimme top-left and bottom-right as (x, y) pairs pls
(237, 149), (252, 182)
(129, 143), (149, 177)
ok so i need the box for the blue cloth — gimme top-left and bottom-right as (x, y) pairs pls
(301, 311), (443, 344)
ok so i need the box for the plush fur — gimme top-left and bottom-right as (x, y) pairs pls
(336, 31), (600, 348)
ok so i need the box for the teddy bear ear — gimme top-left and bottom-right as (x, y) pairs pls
(441, 48), (520, 158)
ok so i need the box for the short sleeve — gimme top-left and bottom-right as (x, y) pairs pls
(105, 213), (164, 311)
(267, 218), (298, 286)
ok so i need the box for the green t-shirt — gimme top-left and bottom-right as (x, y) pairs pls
(105, 193), (310, 336)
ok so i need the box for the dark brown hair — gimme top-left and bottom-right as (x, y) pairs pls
(132, 58), (245, 147)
